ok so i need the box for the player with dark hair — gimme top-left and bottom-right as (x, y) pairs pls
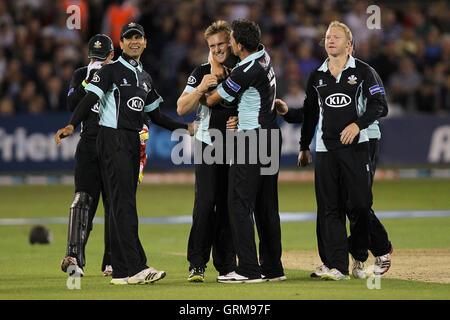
(55, 22), (194, 285)
(60, 34), (115, 277)
(204, 19), (284, 283)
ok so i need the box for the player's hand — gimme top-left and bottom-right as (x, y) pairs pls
(86, 60), (103, 82)
(209, 54), (228, 80)
(188, 122), (195, 136)
(197, 74), (218, 94)
(298, 150), (312, 167)
(55, 124), (74, 147)
(340, 123), (360, 145)
(226, 116), (238, 130)
(211, 64), (228, 80)
(275, 99), (288, 115)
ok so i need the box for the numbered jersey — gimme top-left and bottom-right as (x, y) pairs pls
(217, 45), (277, 131)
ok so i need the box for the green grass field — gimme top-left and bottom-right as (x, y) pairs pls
(0, 178), (449, 300)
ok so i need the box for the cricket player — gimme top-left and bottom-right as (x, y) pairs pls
(61, 34), (114, 277)
(204, 19), (284, 283)
(298, 21), (386, 280)
(177, 20), (238, 282)
(276, 38), (393, 279)
(55, 22), (194, 285)
(60, 34), (151, 278)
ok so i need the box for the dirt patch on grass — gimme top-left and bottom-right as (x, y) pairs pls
(282, 248), (450, 284)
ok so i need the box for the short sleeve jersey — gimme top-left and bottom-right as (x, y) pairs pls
(217, 45), (277, 131)
(85, 53), (163, 132)
(183, 62), (237, 145)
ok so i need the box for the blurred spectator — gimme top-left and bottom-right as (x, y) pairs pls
(15, 80), (36, 113)
(425, 26), (442, 65)
(296, 43), (320, 76)
(102, 0), (139, 47)
(0, 47), (6, 81)
(0, 22), (14, 48)
(381, 8), (403, 42)
(2, 58), (22, 97)
(388, 57), (422, 111)
(28, 95), (46, 114)
(296, 14), (319, 46)
(0, 96), (15, 116)
(370, 40), (398, 83)
(282, 82), (306, 110)
(415, 66), (439, 113)
(344, 0), (381, 42)
(46, 76), (65, 111)
(0, 0), (447, 115)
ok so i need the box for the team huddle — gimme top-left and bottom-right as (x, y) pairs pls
(55, 19), (392, 285)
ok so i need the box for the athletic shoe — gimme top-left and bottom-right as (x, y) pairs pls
(110, 277), (129, 285)
(351, 256), (366, 279)
(127, 267), (166, 285)
(217, 271), (263, 283)
(321, 268), (351, 281)
(103, 265), (113, 277)
(187, 267), (205, 282)
(61, 256), (84, 277)
(216, 271), (234, 282)
(374, 243), (393, 275)
(262, 274), (287, 282)
(310, 264), (329, 278)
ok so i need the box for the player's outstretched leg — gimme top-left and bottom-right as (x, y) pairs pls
(61, 192), (93, 276)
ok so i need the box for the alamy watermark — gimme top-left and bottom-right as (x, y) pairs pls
(366, 5), (381, 30)
(171, 128), (280, 175)
(366, 274), (381, 290)
(66, 265), (81, 290)
(66, 5), (81, 30)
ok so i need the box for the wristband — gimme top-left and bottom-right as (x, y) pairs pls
(82, 80), (89, 87)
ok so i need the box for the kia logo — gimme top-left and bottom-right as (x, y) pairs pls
(127, 97), (144, 111)
(325, 93), (351, 108)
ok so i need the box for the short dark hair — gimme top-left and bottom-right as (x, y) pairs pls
(231, 19), (261, 52)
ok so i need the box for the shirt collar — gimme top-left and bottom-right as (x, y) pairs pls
(318, 55), (356, 72)
(237, 44), (265, 67)
(119, 53), (143, 72)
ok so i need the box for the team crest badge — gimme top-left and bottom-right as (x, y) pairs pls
(93, 40), (102, 48)
(347, 75), (357, 85)
(317, 79), (327, 87)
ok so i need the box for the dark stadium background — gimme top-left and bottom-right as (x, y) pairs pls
(0, 0), (448, 176)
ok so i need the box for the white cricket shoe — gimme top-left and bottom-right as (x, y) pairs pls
(127, 267), (166, 285)
(217, 271), (263, 283)
(262, 274), (287, 282)
(310, 264), (329, 278)
(374, 243), (393, 275)
(321, 268), (351, 281)
(374, 253), (391, 275)
(110, 277), (129, 285)
(351, 256), (366, 279)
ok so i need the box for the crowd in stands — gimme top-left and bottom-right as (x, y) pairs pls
(0, 0), (448, 116)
